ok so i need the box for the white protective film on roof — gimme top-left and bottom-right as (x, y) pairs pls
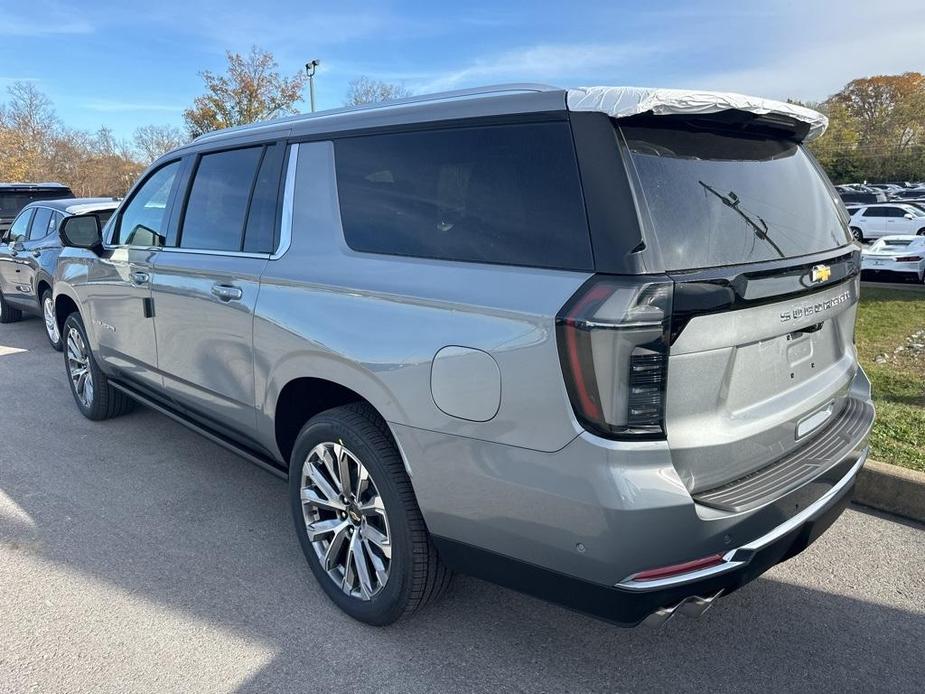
(567, 86), (828, 142)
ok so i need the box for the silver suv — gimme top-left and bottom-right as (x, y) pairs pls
(53, 84), (874, 627)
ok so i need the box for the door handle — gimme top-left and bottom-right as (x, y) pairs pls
(211, 284), (243, 302)
(130, 271), (150, 285)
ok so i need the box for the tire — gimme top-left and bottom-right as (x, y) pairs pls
(850, 227), (864, 243)
(62, 312), (134, 421)
(289, 402), (452, 625)
(917, 228), (925, 236)
(41, 289), (63, 351)
(0, 289), (22, 324)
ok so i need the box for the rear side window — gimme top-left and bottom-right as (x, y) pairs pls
(623, 123), (850, 271)
(863, 208), (887, 217)
(333, 122), (593, 270)
(243, 144), (284, 253)
(181, 147), (263, 251)
(28, 207), (53, 240)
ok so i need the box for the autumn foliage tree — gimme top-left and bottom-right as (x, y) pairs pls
(183, 47), (308, 138)
(807, 72), (925, 182)
(0, 81), (175, 196)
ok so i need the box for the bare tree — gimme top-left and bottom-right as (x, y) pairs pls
(133, 124), (186, 163)
(183, 46), (308, 138)
(2, 81), (61, 179)
(0, 82), (146, 196)
(5, 81), (59, 142)
(345, 76), (412, 106)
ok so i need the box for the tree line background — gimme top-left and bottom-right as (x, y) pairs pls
(1, 46), (923, 197)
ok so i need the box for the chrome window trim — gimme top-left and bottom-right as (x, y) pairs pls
(102, 144), (299, 259)
(270, 142), (298, 261)
(156, 247), (270, 259)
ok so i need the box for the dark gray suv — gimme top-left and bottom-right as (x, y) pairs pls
(52, 84), (874, 626)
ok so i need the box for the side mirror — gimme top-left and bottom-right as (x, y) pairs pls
(904, 213), (914, 220)
(12, 239), (24, 252)
(60, 213), (102, 251)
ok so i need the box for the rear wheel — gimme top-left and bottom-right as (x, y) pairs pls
(850, 227), (864, 243)
(62, 312), (134, 420)
(42, 289), (62, 351)
(0, 289), (22, 324)
(289, 402), (451, 625)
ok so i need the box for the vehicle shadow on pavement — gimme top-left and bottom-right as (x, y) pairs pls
(1, 319), (923, 694)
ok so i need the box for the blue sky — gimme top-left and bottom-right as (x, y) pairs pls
(2, 0), (924, 139)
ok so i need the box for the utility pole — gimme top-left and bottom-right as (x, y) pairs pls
(305, 59), (320, 112)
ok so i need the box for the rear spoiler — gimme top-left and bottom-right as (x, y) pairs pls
(567, 86), (827, 143)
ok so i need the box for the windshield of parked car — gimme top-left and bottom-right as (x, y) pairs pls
(620, 122), (850, 271)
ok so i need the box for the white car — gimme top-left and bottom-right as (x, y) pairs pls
(861, 235), (925, 282)
(849, 203), (925, 243)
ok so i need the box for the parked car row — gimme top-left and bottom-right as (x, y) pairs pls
(844, 202), (925, 243)
(836, 182), (925, 205)
(0, 84), (874, 628)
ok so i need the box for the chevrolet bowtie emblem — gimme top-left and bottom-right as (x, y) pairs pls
(811, 264), (832, 283)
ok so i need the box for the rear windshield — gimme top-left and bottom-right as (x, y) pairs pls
(876, 239), (918, 249)
(0, 190), (72, 216)
(621, 124), (850, 271)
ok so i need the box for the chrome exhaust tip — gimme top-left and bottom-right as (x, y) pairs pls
(641, 590), (724, 627)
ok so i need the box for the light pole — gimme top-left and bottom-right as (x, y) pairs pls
(305, 59), (320, 113)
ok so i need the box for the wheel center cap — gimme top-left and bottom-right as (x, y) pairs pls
(347, 503), (362, 524)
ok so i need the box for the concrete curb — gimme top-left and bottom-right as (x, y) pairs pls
(854, 458), (925, 524)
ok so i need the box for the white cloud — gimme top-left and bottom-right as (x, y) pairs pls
(694, 20), (925, 101)
(408, 41), (667, 93)
(0, 2), (93, 36)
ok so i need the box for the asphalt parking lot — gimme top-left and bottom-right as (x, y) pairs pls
(1, 316), (923, 694)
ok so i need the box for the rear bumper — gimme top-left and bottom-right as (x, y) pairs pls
(432, 449), (863, 627)
(396, 368), (873, 625)
(861, 266), (923, 280)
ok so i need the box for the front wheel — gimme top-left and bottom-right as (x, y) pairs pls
(917, 227), (925, 236)
(0, 289), (22, 324)
(62, 313), (135, 420)
(289, 403), (452, 625)
(42, 290), (62, 351)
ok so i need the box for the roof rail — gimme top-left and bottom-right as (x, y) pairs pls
(193, 83), (560, 143)
(0, 181), (69, 187)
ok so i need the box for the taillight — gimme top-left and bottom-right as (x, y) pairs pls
(556, 275), (673, 440)
(894, 256), (923, 262)
(629, 554), (726, 582)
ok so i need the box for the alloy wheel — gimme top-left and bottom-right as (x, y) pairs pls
(300, 441), (391, 600)
(44, 297), (59, 344)
(66, 327), (94, 407)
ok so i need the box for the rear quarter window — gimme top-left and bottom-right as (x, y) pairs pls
(333, 122), (593, 270)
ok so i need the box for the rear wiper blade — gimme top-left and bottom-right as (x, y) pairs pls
(698, 180), (784, 258)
